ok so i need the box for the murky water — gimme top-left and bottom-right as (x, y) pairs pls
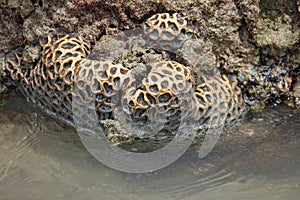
(0, 91), (299, 200)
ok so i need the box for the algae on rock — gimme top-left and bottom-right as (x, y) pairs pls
(0, 0), (300, 110)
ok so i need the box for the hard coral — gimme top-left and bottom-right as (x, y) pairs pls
(192, 74), (244, 128)
(74, 59), (132, 122)
(143, 13), (194, 51)
(6, 35), (90, 124)
(122, 61), (194, 132)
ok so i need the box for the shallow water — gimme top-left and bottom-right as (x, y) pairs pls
(0, 91), (299, 200)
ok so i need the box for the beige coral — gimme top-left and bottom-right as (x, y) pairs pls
(143, 12), (194, 51)
(4, 13), (249, 141)
(6, 34), (90, 124)
(121, 61), (194, 132)
(192, 74), (245, 128)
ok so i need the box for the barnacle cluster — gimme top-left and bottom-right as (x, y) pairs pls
(5, 13), (246, 143)
(239, 61), (293, 110)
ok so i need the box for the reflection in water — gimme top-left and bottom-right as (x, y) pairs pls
(0, 92), (299, 200)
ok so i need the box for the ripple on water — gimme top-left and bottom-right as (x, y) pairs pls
(0, 92), (299, 200)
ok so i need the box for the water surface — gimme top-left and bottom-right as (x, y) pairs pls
(0, 92), (299, 200)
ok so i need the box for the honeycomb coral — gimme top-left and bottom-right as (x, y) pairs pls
(121, 61), (195, 133)
(143, 13), (194, 51)
(5, 33), (245, 139)
(5, 34), (90, 123)
(192, 75), (244, 128)
(4, 13), (248, 141)
(73, 59), (133, 122)
(5, 49), (27, 82)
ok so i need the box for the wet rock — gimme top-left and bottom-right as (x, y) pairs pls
(7, 0), (34, 18)
(253, 15), (299, 54)
(0, 54), (7, 94)
(0, 0), (300, 110)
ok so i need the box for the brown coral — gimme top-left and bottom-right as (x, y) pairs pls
(143, 13), (194, 51)
(73, 59), (133, 122)
(192, 74), (245, 128)
(5, 49), (25, 82)
(121, 61), (194, 132)
(5, 34), (90, 123)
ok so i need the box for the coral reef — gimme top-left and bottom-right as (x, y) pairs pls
(5, 34), (90, 124)
(4, 26), (245, 143)
(193, 74), (244, 128)
(75, 59), (132, 120)
(122, 61), (194, 132)
(1, 0), (300, 111)
(143, 12), (194, 51)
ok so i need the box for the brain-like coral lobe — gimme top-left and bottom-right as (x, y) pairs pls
(73, 59), (133, 122)
(192, 75), (244, 128)
(6, 34), (90, 123)
(143, 13), (194, 51)
(5, 49), (25, 82)
(122, 61), (195, 132)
